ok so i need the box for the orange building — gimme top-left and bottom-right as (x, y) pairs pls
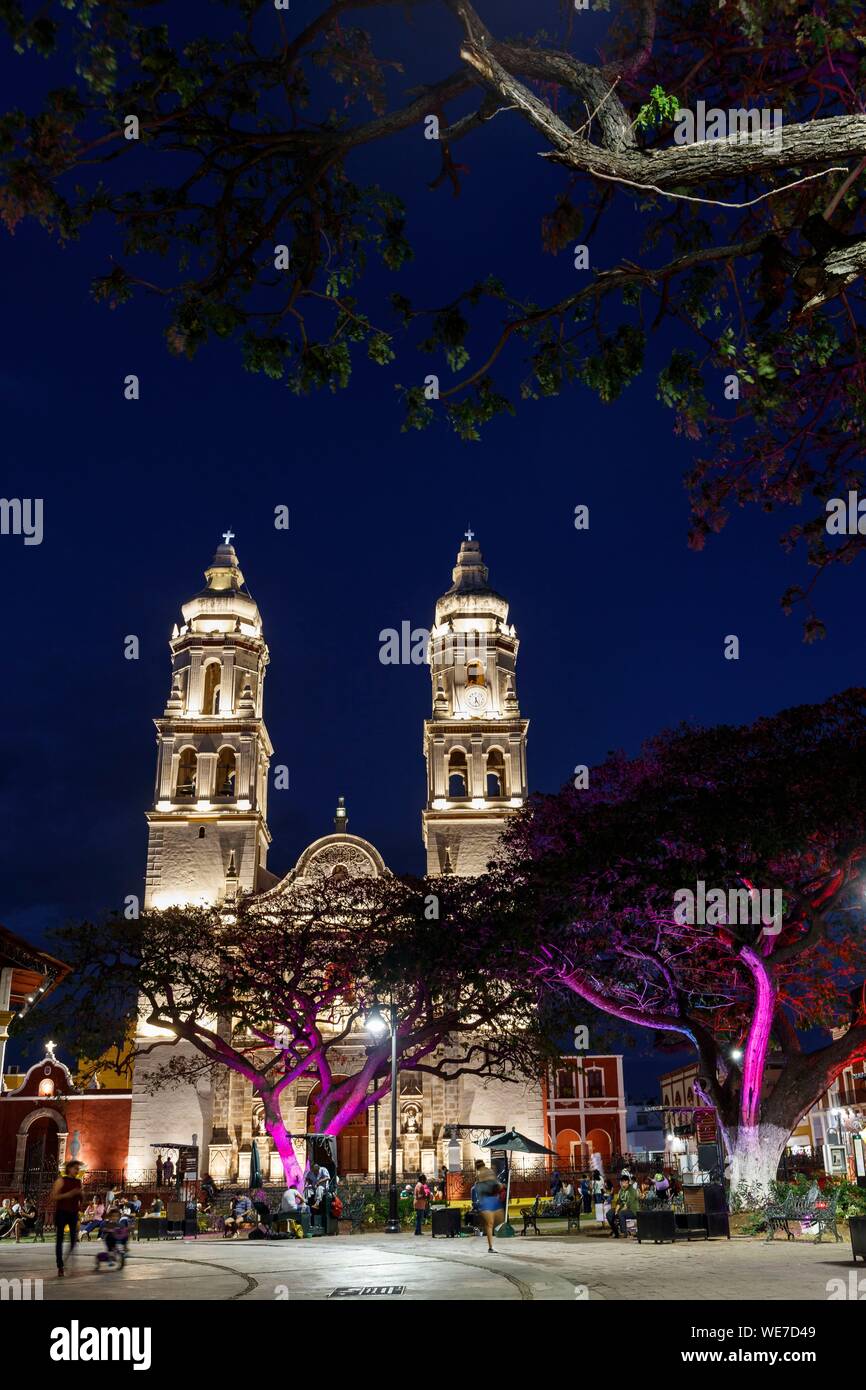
(0, 1046), (132, 1189)
(542, 1055), (627, 1170)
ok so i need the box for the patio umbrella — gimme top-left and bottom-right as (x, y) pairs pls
(249, 1140), (262, 1191)
(483, 1130), (557, 1156)
(480, 1129), (557, 1237)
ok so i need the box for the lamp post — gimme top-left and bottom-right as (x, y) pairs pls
(366, 1002), (400, 1233)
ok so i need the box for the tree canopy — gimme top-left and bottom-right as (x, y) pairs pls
(22, 870), (562, 1183)
(2, 1), (866, 631)
(491, 686), (866, 1190)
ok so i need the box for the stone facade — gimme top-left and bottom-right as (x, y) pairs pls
(127, 534), (542, 1181)
(422, 535), (529, 876)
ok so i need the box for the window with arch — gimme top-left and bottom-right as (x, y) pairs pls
(447, 749), (468, 798)
(486, 748), (506, 797)
(38, 1077), (55, 1097)
(215, 747), (236, 798)
(202, 661), (222, 714)
(176, 747), (197, 796)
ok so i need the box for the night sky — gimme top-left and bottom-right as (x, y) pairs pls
(2, 3), (862, 1092)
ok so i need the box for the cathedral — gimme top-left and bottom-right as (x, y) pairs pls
(126, 533), (546, 1183)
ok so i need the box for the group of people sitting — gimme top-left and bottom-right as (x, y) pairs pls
(0, 1196), (40, 1242)
(80, 1190), (144, 1237)
(222, 1164), (337, 1240)
(549, 1167), (675, 1237)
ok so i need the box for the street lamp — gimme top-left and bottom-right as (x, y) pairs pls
(366, 1002), (400, 1234)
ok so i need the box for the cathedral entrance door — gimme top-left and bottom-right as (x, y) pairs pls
(337, 1110), (369, 1176)
(24, 1114), (60, 1173)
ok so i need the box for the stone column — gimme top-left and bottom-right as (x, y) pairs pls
(188, 650), (205, 714)
(220, 649), (235, 714)
(158, 738), (175, 799)
(503, 748), (514, 799)
(238, 738), (254, 800)
(432, 737), (446, 798)
(470, 736), (484, 797)
(509, 733), (525, 797)
(198, 752), (217, 800)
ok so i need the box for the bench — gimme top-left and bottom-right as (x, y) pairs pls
(764, 1187), (841, 1244)
(521, 1197), (581, 1235)
(346, 1192), (368, 1234)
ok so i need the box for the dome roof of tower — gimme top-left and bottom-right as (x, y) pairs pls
(435, 535), (509, 626)
(442, 537), (504, 602)
(179, 536), (263, 632)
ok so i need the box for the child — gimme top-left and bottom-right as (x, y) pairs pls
(100, 1206), (130, 1269)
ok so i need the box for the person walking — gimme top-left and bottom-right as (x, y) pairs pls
(413, 1173), (430, 1235)
(52, 1160), (84, 1277)
(472, 1162), (505, 1254)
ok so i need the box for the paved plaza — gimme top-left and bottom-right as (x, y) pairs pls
(0, 1230), (856, 1301)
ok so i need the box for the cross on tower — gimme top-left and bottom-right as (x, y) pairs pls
(464, 526), (474, 541)
(222, 529), (235, 546)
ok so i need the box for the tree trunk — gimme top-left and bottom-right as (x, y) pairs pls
(726, 1123), (789, 1202)
(264, 1114), (304, 1187)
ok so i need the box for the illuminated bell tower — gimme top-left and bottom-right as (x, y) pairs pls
(422, 532), (529, 876)
(144, 535), (273, 908)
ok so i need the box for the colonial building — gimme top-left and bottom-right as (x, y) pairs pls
(542, 1055), (627, 1169)
(661, 1059), (866, 1181)
(0, 1044), (131, 1184)
(127, 533), (546, 1183)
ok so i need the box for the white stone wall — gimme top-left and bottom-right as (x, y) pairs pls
(126, 1037), (214, 1179)
(461, 1073), (546, 1147)
(425, 820), (507, 876)
(144, 819), (260, 908)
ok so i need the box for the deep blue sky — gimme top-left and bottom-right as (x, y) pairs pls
(1, 3), (862, 1094)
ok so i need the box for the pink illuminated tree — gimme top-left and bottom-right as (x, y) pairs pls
(26, 873), (556, 1187)
(494, 688), (866, 1193)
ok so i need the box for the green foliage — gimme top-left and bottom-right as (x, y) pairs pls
(420, 304), (471, 373)
(634, 84), (681, 132)
(657, 349), (710, 440)
(397, 383), (436, 433)
(446, 377), (515, 442)
(581, 325), (646, 403)
(0, 0), (865, 628)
